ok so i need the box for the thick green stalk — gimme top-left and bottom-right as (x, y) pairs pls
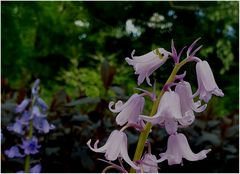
(130, 59), (187, 173)
(24, 97), (36, 173)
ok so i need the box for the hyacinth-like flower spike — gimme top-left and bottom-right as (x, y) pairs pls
(109, 94), (145, 126)
(125, 48), (171, 86)
(171, 40), (187, 63)
(140, 91), (193, 131)
(87, 130), (140, 170)
(175, 81), (207, 122)
(156, 133), (211, 165)
(194, 60), (224, 102)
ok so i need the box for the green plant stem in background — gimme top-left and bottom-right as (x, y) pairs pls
(130, 59), (188, 173)
(24, 97), (36, 173)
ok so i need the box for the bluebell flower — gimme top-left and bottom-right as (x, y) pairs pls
(7, 120), (24, 135)
(19, 111), (31, 125)
(5, 146), (24, 158)
(15, 99), (30, 113)
(17, 164), (41, 173)
(31, 79), (40, 96)
(30, 164), (42, 173)
(33, 117), (55, 133)
(36, 97), (48, 112)
(20, 137), (41, 155)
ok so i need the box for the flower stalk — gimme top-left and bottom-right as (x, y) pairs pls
(130, 59), (188, 173)
(24, 96), (36, 173)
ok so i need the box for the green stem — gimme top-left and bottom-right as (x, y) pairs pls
(130, 59), (188, 173)
(24, 96), (36, 173)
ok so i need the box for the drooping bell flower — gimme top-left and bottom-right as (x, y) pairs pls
(33, 117), (55, 134)
(87, 130), (140, 170)
(125, 48), (171, 86)
(32, 79), (40, 96)
(17, 164), (41, 173)
(140, 91), (193, 129)
(136, 153), (159, 173)
(175, 81), (207, 124)
(194, 60), (224, 102)
(20, 136), (41, 155)
(5, 146), (24, 158)
(36, 97), (48, 112)
(109, 94), (145, 126)
(156, 133), (211, 165)
(7, 120), (24, 135)
(15, 99), (30, 113)
(29, 164), (41, 173)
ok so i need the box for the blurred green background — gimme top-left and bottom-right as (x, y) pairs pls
(1, 1), (239, 173)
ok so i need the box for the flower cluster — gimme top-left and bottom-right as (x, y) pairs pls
(87, 39), (224, 173)
(4, 79), (54, 173)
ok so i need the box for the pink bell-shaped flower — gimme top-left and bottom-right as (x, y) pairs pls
(109, 94), (145, 126)
(140, 91), (192, 129)
(175, 81), (207, 126)
(87, 130), (139, 170)
(136, 153), (159, 173)
(156, 133), (211, 165)
(194, 60), (224, 102)
(126, 48), (171, 86)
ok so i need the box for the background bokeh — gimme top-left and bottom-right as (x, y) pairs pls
(1, 1), (239, 173)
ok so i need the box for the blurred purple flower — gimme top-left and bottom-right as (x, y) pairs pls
(30, 164), (41, 173)
(156, 133), (211, 165)
(17, 164), (41, 173)
(19, 111), (31, 125)
(32, 106), (46, 118)
(125, 48), (171, 86)
(7, 120), (24, 135)
(194, 60), (224, 102)
(87, 130), (140, 170)
(15, 99), (30, 113)
(5, 146), (24, 158)
(33, 117), (55, 133)
(32, 79), (40, 96)
(20, 136), (40, 155)
(36, 97), (48, 112)
(109, 94), (145, 126)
